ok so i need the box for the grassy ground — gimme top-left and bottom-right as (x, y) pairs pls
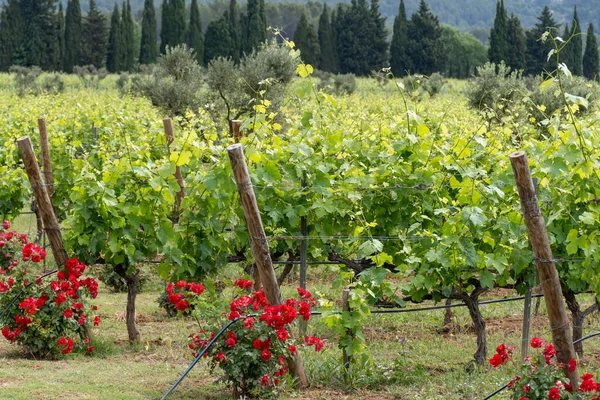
(1, 214), (599, 399)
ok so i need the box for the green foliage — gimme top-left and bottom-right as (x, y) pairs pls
(583, 23), (599, 81)
(0, 0), (24, 71)
(40, 73), (66, 94)
(133, 44), (204, 114)
(64, 0), (82, 73)
(440, 26), (487, 79)
(465, 61), (526, 118)
(81, 0), (108, 69)
(160, 0), (186, 54)
(139, 0), (157, 65)
(294, 12), (320, 67)
(10, 65), (42, 95)
(242, 0), (267, 54)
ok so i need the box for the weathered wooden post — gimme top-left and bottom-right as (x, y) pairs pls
(510, 151), (578, 388)
(227, 143), (308, 388)
(17, 136), (68, 267)
(231, 120), (243, 143)
(38, 118), (54, 197)
(163, 118), (185, 212)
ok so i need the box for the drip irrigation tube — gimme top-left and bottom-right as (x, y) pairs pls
(160, 291), (597, 399)
(482, 331), (600, 400)
(0, 269), (58, 321)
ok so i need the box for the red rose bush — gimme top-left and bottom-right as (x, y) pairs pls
(490, 337), (599, 400)
(166, 279), (323, 396)
(0, 221), (100, 357)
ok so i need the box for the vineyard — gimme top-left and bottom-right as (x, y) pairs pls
(0, 63), (600, 400)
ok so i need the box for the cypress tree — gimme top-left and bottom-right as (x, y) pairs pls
(139, 0), (158, 64)
(561, 23), (572, 72)
(81, 0), (107, 68)
(228, 0), (240, 62)
(187, 0), (204, 65)
(294, 12), (320, 66)
(244, 0), (266, 54)
(106, 3), (122, 72)
(335, 0), (387, 76)
(64, 0), (82, 72)
(488, 0), (508, 65)
(55, 2), (65, 70)
(570, 6), (583, 76)
(406, 0), (445, 75)
(171, 0), (186, 47)
(390, 0), (408, 76)
(0, 0), (24, 70)
(369, 0), (388, 70)
(22, 0), (60, 69)
(122, 0), (134, 71)
(204, 12), (234, 64)
(317, 4), (336, 72)
(505, 14), (525, 71)
(583, 23), (599, 81)
(160, 0), (171, 53)
(525, 7), (560, 76)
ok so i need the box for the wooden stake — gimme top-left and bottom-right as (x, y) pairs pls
(38, 118), (54, 197)
(231, 120), (243, 143)
(342, 288), (352, 380)
(17, 136), (68, 267)
(510, 151), (578, 388)
(162, 118), (185, 211)
(227, 144), (308, 388)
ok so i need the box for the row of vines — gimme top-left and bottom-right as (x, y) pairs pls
(1, 60), (599, 373)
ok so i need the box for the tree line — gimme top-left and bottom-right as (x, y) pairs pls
(0, 0), (598, 80)
(487, 1), (599, 80)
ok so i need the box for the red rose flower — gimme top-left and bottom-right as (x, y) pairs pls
(63, 309), (73, 318)
(530, 337), (543, 348)
(261, 348), (272, 361)
(489, 353), (503, 368)
(569, 358), (577, 373)
(548, 387), (560, 400)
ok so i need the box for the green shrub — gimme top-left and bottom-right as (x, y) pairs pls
(465, 62), (527, 118)
(315, 70), (357, 95)
(402, 72), (446, 99)
(73, 65), (108, 89)
(132, 45), (205, 115)
(10, 66), (41, 96)
(528, 75), (600, 123)
(40, 73), (65, 94)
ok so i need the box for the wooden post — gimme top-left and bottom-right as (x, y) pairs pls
(162, 118), (185, 211)
(17, 136), (68, 267)
(231, 120), (243, 143)
(38, 118), (54, 197)
(227, 143), (308, 388)
(510, 151), (578, 387)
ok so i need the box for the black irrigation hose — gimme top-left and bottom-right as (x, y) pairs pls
(482, 331), (600, 400)
(0, 269), (58, 322)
